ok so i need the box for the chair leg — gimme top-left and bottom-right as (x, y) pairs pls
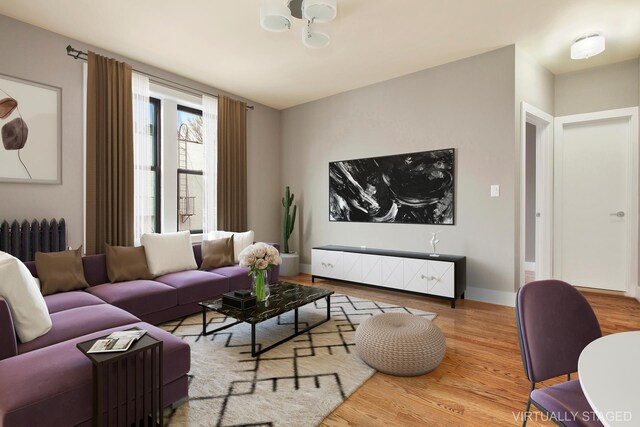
(522, 383), (535, 427)
(567, 373), (571, 381)
(523, 398), (532, 427)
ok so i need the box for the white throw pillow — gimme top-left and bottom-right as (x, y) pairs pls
(206, 230), (255, 263)
(141, 231), (198, 276)
(0, 252), (52, 343)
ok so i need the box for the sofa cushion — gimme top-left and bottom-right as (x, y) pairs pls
(207, 230), (254, 263)
(0, 252), (52, 343)
(81, 254), (110, 286)
(201, 236), (235, 270)
(142, 231), (197, 276)
(44, 291), (105, 314)
(85, 280), (178, 317)
(155, 270), (230, 304)
(207, 265), (251, 292)
(35, 247), (89, 295)
(0, 321), (190, 427)
(18, 304), (140, 354)
(105, 244), (154, 282)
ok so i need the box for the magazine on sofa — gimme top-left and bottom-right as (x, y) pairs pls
(87, 330), (147, 353)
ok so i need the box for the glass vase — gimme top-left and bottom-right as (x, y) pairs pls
(251, 269), (270, 302)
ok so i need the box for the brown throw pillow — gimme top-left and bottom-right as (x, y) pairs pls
(201, 236), (235, 270)
(105, 244), (154, 282)
(35, 246), (89, 296)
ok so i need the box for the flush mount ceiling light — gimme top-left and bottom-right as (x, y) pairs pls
(260, 0), (292, 32)
(303, 0), (337, 23)
(302, 22), (330, 49)
(260, 0), (337, 48)
(571, 33), (606, 60)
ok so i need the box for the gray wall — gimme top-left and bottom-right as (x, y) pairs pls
(0, 15), (282, 248)
(514, 47), (555, 286)
(282, 46), (518, 294)
(555, 59), (640, 116)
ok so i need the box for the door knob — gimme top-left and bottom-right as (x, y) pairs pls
(610, 211), (625, 218)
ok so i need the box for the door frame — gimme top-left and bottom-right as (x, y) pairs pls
(519, 102), (554, 287)
(553, 107), (639, 297)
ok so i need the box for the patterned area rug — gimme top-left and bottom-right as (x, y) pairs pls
(161, 293), (436, 427)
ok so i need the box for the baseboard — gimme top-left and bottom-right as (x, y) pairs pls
(524, 262), (535, 271)
(300, 263), (312, 275)
(463, 287), (516, 307)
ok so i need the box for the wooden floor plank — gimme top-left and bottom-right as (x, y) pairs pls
(280, 274), (640, 426)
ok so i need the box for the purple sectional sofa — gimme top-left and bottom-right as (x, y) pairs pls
(0, 243), (280, 426)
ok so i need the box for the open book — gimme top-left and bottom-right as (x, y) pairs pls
(87, 330), (147, 354)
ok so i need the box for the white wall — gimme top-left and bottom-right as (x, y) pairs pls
(0, 15), (283, 247)
(282, 46), (518, 295)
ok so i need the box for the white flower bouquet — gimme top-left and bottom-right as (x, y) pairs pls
(238, 242), (282, 301)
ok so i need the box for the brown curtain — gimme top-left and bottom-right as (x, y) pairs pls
(217, 95), (247, 232)
(85, 51), (134, 254)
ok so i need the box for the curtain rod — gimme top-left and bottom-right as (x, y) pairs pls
(66, 45), (254, 111)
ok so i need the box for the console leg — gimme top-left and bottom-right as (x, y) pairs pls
(311, 275), (315, 283)
(461, 292), (465, 300)
(450, 300), (456, 309)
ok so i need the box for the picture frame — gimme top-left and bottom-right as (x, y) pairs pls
(329, 148), (455, 225)
(0, 73), (62, 184)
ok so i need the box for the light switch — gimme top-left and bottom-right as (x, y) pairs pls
(491, 185), (500, 197)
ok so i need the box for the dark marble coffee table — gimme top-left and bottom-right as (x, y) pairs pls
(199, 281), (334, 357)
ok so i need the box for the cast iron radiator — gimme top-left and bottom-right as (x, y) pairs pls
(0, 218), (67, 261)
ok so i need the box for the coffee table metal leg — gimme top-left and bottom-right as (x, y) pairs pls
(201, 307), (243, 336)
(326, 295), (331, 319)
(294, 308), (299, 334)
(201, 307), (206, 336)
(251, 324), (257, 357)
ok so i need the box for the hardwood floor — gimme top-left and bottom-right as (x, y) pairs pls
(281, 274), (640, 426)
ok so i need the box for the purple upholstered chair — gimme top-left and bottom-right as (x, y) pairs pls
(516, 280), (603, 427)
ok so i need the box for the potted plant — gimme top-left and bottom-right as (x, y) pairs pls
(280, 186), (299, 276)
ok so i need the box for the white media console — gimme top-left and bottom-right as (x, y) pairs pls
(311, 245), (466, 308)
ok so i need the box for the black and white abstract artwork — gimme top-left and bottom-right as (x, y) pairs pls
(329, 149), (455, 224)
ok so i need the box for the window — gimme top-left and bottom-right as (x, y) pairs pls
(177, 105), (204, 234)
(146, 97), (161, 232)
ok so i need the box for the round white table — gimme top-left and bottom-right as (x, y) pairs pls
(578, 331), (640, 427)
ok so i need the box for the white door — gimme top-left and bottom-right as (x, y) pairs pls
(554, 108), (638, 292)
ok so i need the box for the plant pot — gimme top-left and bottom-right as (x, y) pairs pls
(280, 252), (300, 277)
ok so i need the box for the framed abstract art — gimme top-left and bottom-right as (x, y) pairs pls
(329, 148), (455, 225)
(0, 74), (61, 184)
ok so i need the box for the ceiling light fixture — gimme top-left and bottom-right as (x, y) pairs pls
(260, 0), (337, 48)
(303, 22), (330, 49)
(571, 33), (606, 60)
(260, 0), (292, 32)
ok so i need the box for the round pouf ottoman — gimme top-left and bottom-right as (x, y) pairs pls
(355, 313), (446, 376)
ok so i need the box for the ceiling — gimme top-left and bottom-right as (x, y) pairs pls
(0, 0), (639, 109)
